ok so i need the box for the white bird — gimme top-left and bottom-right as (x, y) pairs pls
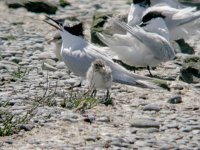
(128, 0), (186, 26)
(142, 4), (200, 40)
(128, 0), (200, 40)
(86, 59), (112, 99)
(97, 18), (175, 76)
(128, 0), (150, 26)
(44, 16), (156, 88)
(47, 22), (85, 61)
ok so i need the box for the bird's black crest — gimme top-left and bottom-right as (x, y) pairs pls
(64, 23), (84, 37)
(132, 0), (150, 6)
(93, 59), (105, 70)
(142, 11), (165, 23)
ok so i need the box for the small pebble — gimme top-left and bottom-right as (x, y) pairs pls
(168, 95), (182, 104)
(143, 104), (161, 112)
(131, 118), (160, 129)
(96, 116), (110, 123)
(19, 124), (34, 131)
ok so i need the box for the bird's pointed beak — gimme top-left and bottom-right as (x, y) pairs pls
(43, 15), (62, 31)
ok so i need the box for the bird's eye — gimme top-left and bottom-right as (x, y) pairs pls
(95, 64), (103, 68)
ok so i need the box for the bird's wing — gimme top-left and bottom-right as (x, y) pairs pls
(128, 4), (145, 26)
(111, 18), (175, 61)
(96, 32), (134, 47)
(111, 18), (149, 43)
(172, 7), (200, 26)
(151, 0), (185, 8)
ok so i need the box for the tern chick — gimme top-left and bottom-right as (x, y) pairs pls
(86, 59), (112, 99)
(47, 32), (62, 61)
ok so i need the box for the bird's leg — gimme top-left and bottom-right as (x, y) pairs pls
(133, 66), (136, 73)
(147, 66), (153, 77)
(91, 89), (97, 97)
(105, 89), (110, 100)
(68, 82), (82, 90)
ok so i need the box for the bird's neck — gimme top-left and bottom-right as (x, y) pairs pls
(60, 30), (86, 49)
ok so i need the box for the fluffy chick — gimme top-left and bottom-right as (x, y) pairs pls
(86, 59), (112, 99)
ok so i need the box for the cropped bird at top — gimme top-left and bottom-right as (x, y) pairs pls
(128, 0), (150, 26)
(128, 0), (187, 26)
(44, 16), (157, 88)
(142, 4), (200, 40)
(128, 0), (200, 41)
(86, 59), (112, 99)
(97, 18), (175, 76)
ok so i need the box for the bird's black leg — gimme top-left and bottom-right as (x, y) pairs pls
(91, 89), (97, 97)
(68, 82), (82, 90)
(133, 66), (136, 73)
(106, 89), (110, 100)
(147, 66), (153, 76)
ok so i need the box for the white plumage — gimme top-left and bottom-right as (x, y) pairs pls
(86, 59), (112, 97)
(44, 16), (155, 88)
(97, 19), (175, 73)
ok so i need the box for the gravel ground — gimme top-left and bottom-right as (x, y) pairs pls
(0, 0), (200, 149)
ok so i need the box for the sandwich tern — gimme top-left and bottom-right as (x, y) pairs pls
(47, 22), (84, 61)
(128, 0), (187, 26)
(142, 4), (200, 40)
(97, 18), (175, 76)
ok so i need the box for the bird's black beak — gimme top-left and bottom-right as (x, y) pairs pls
(43, 15), (62, 31)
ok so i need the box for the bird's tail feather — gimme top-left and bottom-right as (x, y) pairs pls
(136, 78), (170, 90)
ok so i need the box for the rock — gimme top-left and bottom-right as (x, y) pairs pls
(143, 104), (161, 112)
(130, 118), (160, 129)
(38, 52), (54, 60)
(59, 0), (70, 7)
(166, 122), (179, 129)
(0, 40), (3, 45)
(90, 12), (112, 46)
(4, 140), (13, 144)
(19, 124), (34, 131)
(159, 144), (179, 150)
(147, 128), (159, 133)
(110, 142), (130, 148)
(56, 62), (66, 69)
(110, 137), (131, 148)
(84, 136), (97, 142)
(83, 115), (95, 124)
(168, 95), (182, 104)
(96, 116), (110, 123)
(64, 78), (79, 85)
(6, 0), (58, 14)
(9, 57), (22, 64)
(180, 56), (200, 83)
(60, 111), (82, 122)
(41, 62), (57, 72)
(152, 79), (170, 91)
(180, 127), (192, 132)
(134, 141), (149, 147)
(175, 39), (195, 54)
